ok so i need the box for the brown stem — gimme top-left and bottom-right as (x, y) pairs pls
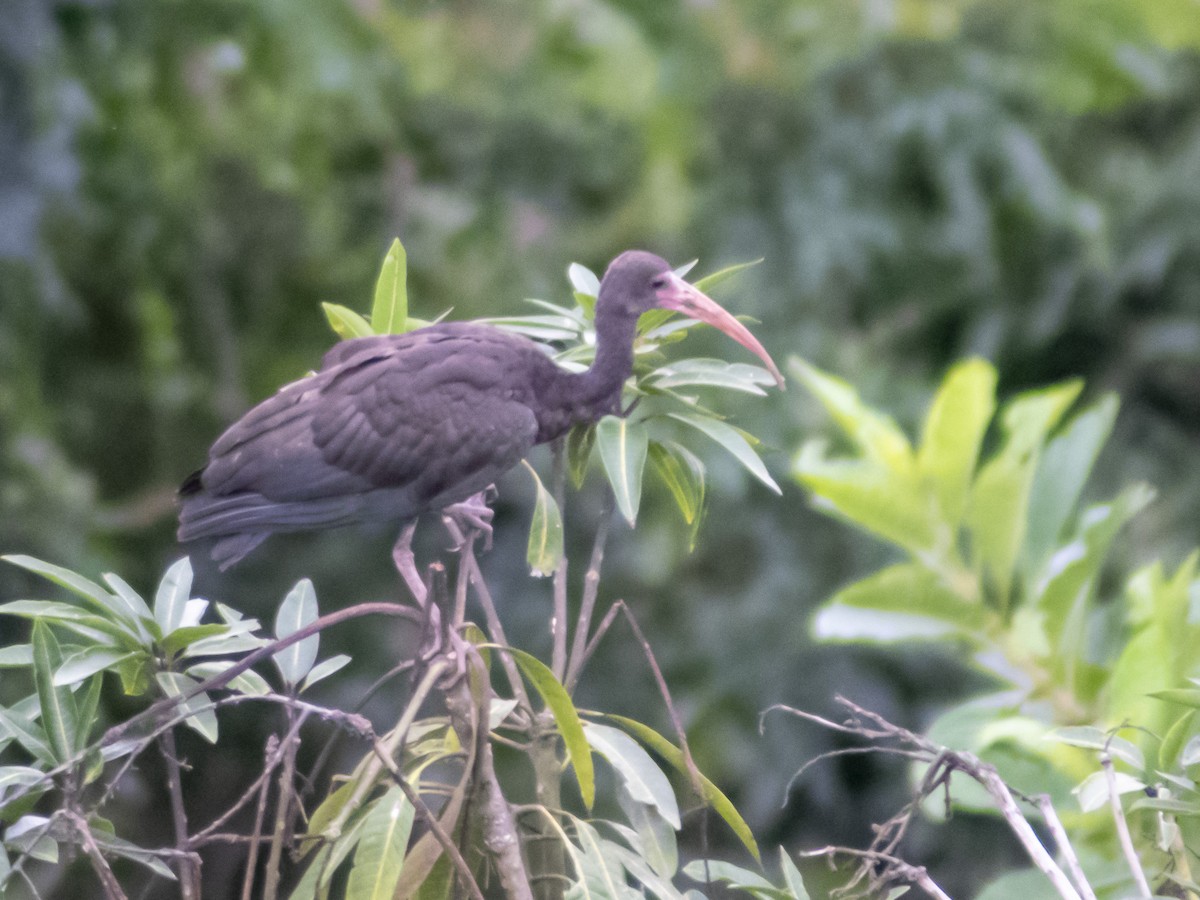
(160, 729), (200, 899)
(240, 736), (276, 900)
(551, 440), (569, 681)
(564, 492), (614, 691)
(262, 705), (305, 900)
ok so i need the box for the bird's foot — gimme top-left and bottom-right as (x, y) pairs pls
(443, 488), (496, 552)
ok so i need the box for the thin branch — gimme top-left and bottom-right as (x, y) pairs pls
(240, 735), (276, 900)
(564, 491), (614, 692)
(63, 811), (131, 900)
(262, 705), (306, 900)
(1103, 754), (1152, 897)
(551, 439), (569, 681)
(159, 729), (200, 900)
(801, 847), (953, 900)
(1036, 795), (1098, 900)
(772, 697), (1089, 900)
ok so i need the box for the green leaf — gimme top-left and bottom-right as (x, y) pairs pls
(792, 450), (933, 553)
(812, 563), (984, 643)
(691, 258), (763, 294)
(186, 661), (273, 696)
(648, 359), (771, 395)
(649, 441), (706, 548)
(597, 416), (649, 526)
(604, 714), (759, 862)
(524, 463), (564, 578)
(371, 238), (408, 334)
(1073, 769), (1145, 812)
(615, 782), (678, 879)
(301, 655), (352, 693)
(154, 558), (193, 636)
(91, 829), (177, 881)
(53, 647), (139, 686)
(779, 848), (811, 899)
(1159, 711), (1197, 769)
(100, 572), (156, 640)
(584, 722), (680, 828)
(161, 624), (231, 660)
(323, 302), (375, 340)
(1052, 727), (1145, 771)
(790, 358), (915, 474)
(682, 859), (777, 893)
(156, 672), (218, 743)
(1150, 689), (1200, 710)
(2, 555), (133, 626)
(0, 706), (54, 765)
(569, 262), (601, 297)
(916, 358), (997, 526)
(274, 579), (320, 687)
(346, 786), (414, 900)
(508, 648), (594, 809)
(1022, 393), (1119, 576)
(567, 423), (597, 489)
(0, 601), (134, 645)
(32, 621), (77, 763)
(669, 411), (780, 494)
(0, 645), (32, 667)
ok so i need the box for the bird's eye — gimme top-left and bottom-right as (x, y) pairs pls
(650, 276), (667, 289)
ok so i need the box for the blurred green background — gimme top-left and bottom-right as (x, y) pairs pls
(3, 0), (1199, 895)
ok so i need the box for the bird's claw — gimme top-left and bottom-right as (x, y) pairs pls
(443, 490), (496, 552)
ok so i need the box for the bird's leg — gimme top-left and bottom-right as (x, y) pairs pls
(442, 488), (496, 552)
(392, 520), (428, 606)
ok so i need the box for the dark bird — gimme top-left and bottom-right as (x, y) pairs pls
(178, 251), (782, 595)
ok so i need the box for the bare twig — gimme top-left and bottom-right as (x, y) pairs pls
(1036, 795), (1098, 900)
(262, 705), (306, 900)
(240, 735), (276, 900)
(1102, 754), (1152, 897)
(564, 491), (614, 692)
(159, 729), (200, 899)
(801, 846), (953, 900)
(771, 697), (1089, 900)
(63, 811), (131, 900)
(445, 517), (535, 718)
(551, 440), (570, 681)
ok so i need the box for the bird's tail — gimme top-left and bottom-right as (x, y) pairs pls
(178, 491), (363, 570)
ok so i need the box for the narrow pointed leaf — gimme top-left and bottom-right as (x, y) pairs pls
(916, 358), (997, 526)
(525, 465), (564, 578)
(615, 783), (679, 878)
(323, 302), (375, 340)
(74, 676), (102, 754)
(3, 555), (134, 626)
(649, 440), (706, 530)
(54, 647), (139, 686)
(274, 579), (319, 686)
(156, 672), (218, 743)
(604, 714), (759, 862)
(790, 358), (914, 474)
(508, 649), (594, 809)
(0, 704), (54, 765)
(568, 262), (601, 297)
(780, 848), (811, 899)
(101, 572), (155, 633)
(691, 258), (762, 294)
(597, 416), (649, 525)
(154, 558), (193, 635)
(301, 655), (352, 693)
(567, 423), (597, 489)
(669, 412), (779, 494)
(371, 238), (408, 334)
(584, 722), (680, 828)
(346, 786), (414, 900)
(32, 621), (76, 762)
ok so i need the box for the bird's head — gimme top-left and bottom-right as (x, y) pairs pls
(599, 250), (785, 388)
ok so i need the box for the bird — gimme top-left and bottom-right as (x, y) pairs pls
(178, 250), (783, 597)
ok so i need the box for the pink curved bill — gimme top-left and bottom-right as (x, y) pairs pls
(655, 272), (785, 389)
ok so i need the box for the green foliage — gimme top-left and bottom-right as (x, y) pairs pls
(795, 356), (1200, 895)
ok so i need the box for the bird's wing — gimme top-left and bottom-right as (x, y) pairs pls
(310, 330), (542, 508)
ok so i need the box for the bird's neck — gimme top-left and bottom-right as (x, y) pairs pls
(558, 309), (638, 427)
